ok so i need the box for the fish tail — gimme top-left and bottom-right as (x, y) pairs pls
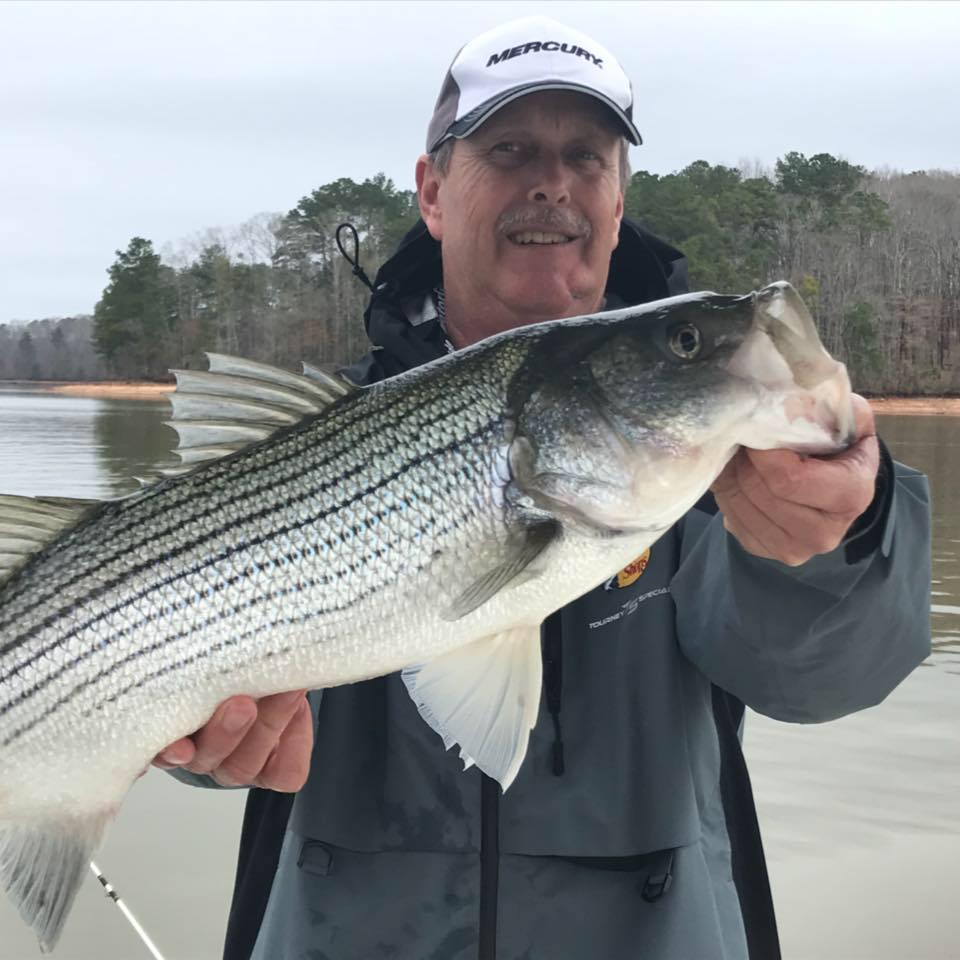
(0, 810), (112, 952)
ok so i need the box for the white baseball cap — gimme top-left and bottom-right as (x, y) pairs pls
(426, 16), (642, 153)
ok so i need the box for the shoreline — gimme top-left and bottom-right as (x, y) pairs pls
(43, 381), (173, 399)
(4, 381), (960, 414)
(864, 396), (960, 416)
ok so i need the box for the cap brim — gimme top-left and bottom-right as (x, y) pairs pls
(432, 81), (642, 152)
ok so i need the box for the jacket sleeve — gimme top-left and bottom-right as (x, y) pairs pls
(165, 768), (229, 789)
(670, 455), (931, 723)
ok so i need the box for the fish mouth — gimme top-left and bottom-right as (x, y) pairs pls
(730, 282), (856, 451)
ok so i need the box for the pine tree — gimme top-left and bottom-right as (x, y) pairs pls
(93, 237), (178, 378)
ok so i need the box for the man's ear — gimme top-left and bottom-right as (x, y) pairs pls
(416, 155), (444, 242)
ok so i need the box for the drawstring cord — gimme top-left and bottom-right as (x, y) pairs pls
(335, 223), (376, 292)
(542, 612), (565, 776)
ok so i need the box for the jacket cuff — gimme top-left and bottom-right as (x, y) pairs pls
(165, 767), (240, 789)
(843, 436), (895, 565)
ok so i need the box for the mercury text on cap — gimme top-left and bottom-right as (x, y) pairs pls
(486, 41), (604, 69)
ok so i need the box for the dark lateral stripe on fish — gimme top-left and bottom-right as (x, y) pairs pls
(0, 386), (479, 638)
(0, 388), (489, 649)
(0, 391), (386, 614)
(1, 561), (341, 720)
(1, 591), (305, 747)
(0, 413), (485, 675)
(0, 420), (496, 696)
(0, 499), (451, 724)
(0, 419), (483, 691)
(1, 508), (461, 746)
(126, 380), (471, 538)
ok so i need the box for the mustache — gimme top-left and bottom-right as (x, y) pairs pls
(496, 206), (592, 238)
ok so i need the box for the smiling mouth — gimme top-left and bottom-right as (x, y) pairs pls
(508, 231), (577, 245)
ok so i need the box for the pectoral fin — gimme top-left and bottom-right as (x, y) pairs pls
(443, 521), (557, 621)
(402, 626), (542, 791)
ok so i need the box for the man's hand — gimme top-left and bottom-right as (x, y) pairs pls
(152, 690), (313, 791)
(711, 395), (879, 566)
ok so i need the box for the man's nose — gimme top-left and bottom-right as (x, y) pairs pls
(526, 155), (570, 205)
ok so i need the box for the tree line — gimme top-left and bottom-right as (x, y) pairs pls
(2, 158), (958, 394)
(0, 315), (109, 382)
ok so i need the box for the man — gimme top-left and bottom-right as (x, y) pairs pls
(158, 17), (931, 959)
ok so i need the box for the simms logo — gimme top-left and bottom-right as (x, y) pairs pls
(486, 42), (604, 68)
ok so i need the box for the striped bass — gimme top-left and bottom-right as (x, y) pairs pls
(0, 282), (853, 952)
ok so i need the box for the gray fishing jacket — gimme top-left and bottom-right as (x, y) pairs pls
(176, 219), (932, 960)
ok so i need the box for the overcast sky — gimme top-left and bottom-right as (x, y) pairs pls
(2, 0), (958, 325)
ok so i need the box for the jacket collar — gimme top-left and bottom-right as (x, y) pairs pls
(371, 217), (686, 308)
(341, 218), (688, 384)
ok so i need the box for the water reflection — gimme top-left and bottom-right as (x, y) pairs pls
(0, 387), (174, 499)
(743, 413), (960, 960)
(877, 414), (960, 662)
(91, 398), (176, 495)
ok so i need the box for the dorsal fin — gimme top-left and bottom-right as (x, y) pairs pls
(163, 353), (358, 476)
(301, 361), (355, 398)
(0, 495), (99, 584)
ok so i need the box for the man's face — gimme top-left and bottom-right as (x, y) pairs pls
(417, 91), (624, 346)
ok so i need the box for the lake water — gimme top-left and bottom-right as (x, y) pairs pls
(0, 387), (956, 960)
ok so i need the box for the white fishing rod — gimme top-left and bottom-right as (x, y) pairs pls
(89, 861), (168, 960)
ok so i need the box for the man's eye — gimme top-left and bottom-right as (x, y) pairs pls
(571, 148), (602, 163)
(487, 142), (530, 167)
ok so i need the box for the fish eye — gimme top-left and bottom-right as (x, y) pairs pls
(668, 324), (702, 360)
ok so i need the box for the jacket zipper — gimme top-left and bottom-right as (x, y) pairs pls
(478, 773), (500, 960)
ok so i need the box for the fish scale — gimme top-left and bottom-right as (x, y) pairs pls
(0, 283), (856, 952)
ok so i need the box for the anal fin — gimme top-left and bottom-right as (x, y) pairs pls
(402, 625), (542, 791)
(0, 811), (111, 952)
